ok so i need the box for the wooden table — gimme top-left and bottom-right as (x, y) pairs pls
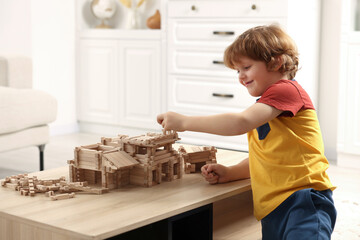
(0, 146), (251, 240)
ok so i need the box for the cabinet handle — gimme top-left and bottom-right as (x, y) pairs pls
(191, 5), (196, 11)
(251, 4), (257, 10)
(212, 60), (224, 65)
(213, 31), (235, 36)
(212, 93), (234, 98)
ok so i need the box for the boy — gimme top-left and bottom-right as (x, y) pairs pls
(157, 25), (336, 239)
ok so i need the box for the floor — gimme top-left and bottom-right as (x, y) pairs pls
(0, 132), (359, 239)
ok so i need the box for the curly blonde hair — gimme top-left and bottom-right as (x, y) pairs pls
(224, 25), (299, 79)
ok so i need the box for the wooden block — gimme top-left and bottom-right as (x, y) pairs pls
(4, 183), (18, 189)
(50, 192), (75, 201)
(45, 191), (55, 197)
(98, 145), (116, 151)
(10, 178), (19, 184)
(207, 160), (217, 164)
(20, 189), (28, 196)
(187, 157), (208, 164)
(190, 164), (196, 173)
(135, 154), (149, 159)
(188, 151), (210, 159)
(71, 185), (107, 194)
(154, 149), (169, 156)
(81, 143), (100, 150)
(48, 186), (60, 191)
(130, 175), (146, 186)
(36, 185), (49, 192)
(154, 152), (172, 161)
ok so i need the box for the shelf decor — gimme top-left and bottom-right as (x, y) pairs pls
(91, 0), (117, 29)
(147, 9), (161, 29)
(119, 0), (147, 29)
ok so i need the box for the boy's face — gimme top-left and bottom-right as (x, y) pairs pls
(234, 56), (284, 97)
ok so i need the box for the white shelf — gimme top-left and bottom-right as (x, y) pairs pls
(79, 29), (162, 39)
(77, 0), (162, 32)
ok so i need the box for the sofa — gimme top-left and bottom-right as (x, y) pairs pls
(0, 55), (57, 171)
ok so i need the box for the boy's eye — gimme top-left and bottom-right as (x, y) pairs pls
(244, 65), (251, 70)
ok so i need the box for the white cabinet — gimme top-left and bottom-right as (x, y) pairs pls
(78, 39), (119, 125)
(166, 0), (320, 151)
(337, 34), (360, 167)
(343, 42), (360, 154)
(76, 30), (162, 134)
(337, 0), (360, 168)
(118, 40), (161, 129)
(75, 0), (164, 135)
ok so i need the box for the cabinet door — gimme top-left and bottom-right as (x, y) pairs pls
(343, 43), (360, 154)
(118, 40), (161, 129)
(337, 40), (360, 167)
(78, 39), (119, 124)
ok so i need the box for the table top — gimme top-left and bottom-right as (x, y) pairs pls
(0, 145), (250, 239)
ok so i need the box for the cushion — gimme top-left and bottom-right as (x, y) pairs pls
(0, 86), (57, 134)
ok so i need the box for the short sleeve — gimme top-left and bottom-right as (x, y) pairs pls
(257, 80), (314, 116)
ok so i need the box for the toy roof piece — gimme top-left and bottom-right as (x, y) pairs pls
(103, 151), (139, 170)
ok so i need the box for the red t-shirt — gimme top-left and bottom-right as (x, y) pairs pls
(257, 79), (315, 116)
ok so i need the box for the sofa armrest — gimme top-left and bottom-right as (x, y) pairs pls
(0, 86), (57, 135)
(0, 55), (32, 89)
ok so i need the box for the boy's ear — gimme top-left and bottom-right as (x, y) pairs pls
(268, 55), (283, 72)
(272, 55), (283, 71)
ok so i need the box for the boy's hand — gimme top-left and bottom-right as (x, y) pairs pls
(157, 111), (186, 132)
(201, 164), (229, 184)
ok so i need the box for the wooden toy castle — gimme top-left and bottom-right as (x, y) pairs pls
(67, 131), (183, 189)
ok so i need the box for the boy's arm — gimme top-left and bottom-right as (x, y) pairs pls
(226, 157), (251, 181)
(157, 103), (282, 136)
(202, 158), (250, 184)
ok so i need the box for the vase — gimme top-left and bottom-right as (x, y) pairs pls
(146, 9), (161, 29)
(125, 7), (140, 29)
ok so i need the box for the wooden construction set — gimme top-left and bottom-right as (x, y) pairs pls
(1, 131), (217, 200)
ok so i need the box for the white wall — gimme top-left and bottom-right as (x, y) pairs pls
(31, 0), (77, 135)
(0, 0), (32, 57)
(0, 0), (78, 135)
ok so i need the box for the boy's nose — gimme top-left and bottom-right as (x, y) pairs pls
(239, 71), (248, 86)
(238, 72), (246, 81)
